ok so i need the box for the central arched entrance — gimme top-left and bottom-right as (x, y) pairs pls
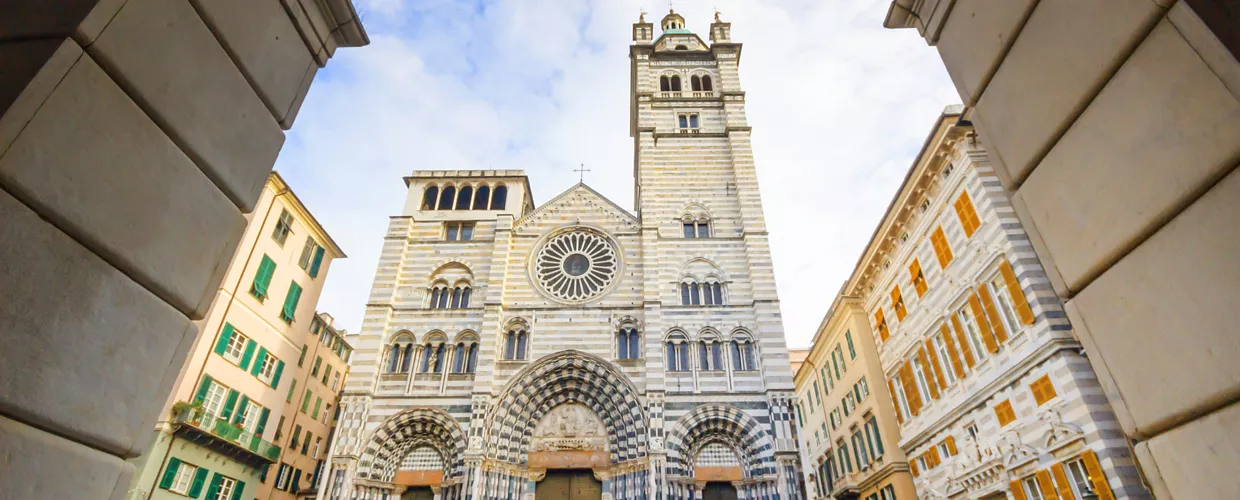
(535, 470), (603, 499)
(703, 482), (738, 500)
(400, 487), (434, 500)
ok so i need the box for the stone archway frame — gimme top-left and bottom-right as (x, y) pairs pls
(356, 407), (467, 483)
(666, 404), (778, 481)
(484, 350), (649, 465)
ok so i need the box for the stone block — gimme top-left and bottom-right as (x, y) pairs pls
(0, 0), (99, 40)
(73, 0), (128, 45)
(974, 0), (1162, 185)
(1065, 167), (1240, 440)
(1020, 19), (1240, 293)
(1134, 400), (1240, 499)
(0, 52), (246, 319)
(0, 39), (81, 157)
(1167, 1), (1240, 102)
(0, 415), (134, 500)
(89, 0), (284, 212)
(0, 190), (199, 458)
(189, 0), (320, 128)
(934, 0), (1037, 104)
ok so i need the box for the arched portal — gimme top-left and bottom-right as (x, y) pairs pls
(356, 407), (466, 487)
(665, 404), (778, 492)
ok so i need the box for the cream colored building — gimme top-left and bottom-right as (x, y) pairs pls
(322, 11), (803, 500)
(0, 3), (365, 499)
(261, 312), (354, 500)
(883, 1), (1239, 497)
(128, 173), (346, 500)
(795, 291), (916, 500)
(846, 107), (1148, 499)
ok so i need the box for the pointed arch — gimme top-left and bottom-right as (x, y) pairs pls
(666, 404), (777, 480)
(484, 351), (648, 464)
(355, 407), (467, 483)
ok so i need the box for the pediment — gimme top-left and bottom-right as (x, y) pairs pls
(514, 183), (639, 235)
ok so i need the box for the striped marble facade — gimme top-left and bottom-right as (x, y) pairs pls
(321, 12), (803, 500)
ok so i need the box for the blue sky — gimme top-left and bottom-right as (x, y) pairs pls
(273, 0), (957, 347)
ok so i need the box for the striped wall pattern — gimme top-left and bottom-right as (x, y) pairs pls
(858, 136), (1148, 499)
(355, 407), (465, 482)
(327, 20), (804, 499)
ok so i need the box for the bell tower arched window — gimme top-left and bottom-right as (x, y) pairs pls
(437, 185), (455, 210)
(421, 186), (439, 210)
(430, 284), (470, 309)
(730, 332), (758, 371)
(680, 280), (725, 306)
(691, 75), (702, 91)
(702, 75), (713, 91)
(386, 334), (415, 374)
(660, 76), (671, 92)
(452, 334), (479, 374)
(490, 185), (507, 210)
(419, 334), (448, 374)
(670, 75), (682, 91)
(455, 186), (473, 210)
(473, 185), (490, 210)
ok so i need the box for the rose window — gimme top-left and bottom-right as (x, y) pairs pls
(533, 230), (620, 303)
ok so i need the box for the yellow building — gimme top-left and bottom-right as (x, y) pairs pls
(795, 290), (915, 500)
(845, 107), (1147, 499)
(259, 312), (353, 499)
(129, 172), (346, 500)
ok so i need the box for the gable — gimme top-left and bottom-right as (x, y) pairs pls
(513, 183), (639, 235)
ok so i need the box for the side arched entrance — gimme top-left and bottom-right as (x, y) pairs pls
(355, 407), (468, 499)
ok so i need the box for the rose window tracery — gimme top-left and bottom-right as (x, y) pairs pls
(533, 229), (620, 303)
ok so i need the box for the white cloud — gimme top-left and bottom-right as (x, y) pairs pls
(275, 0), (956, 346)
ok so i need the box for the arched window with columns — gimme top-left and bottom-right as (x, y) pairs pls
(436, 185), (455, 210)
(451, 333), (478, 374)
(420, 333), (448, 373)
(617, 324), (641, 360)
(473, 185), (490, 210)
(681, 279), (726, 306)
(455, 185), (473, 210)
(665, 332), (691, 372)
(421, 185), (438, 210)
(502, 320), (529, 361)
(730, 331), (759, 371)
(698, 332), (724, 371)
(386, 333), (416, 374)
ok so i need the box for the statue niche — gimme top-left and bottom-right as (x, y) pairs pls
(531, 403), (607, 452)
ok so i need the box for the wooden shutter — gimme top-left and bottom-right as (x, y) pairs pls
(900, 363), (922, 415)
(954, 192), (981, 237)
(931, 226), (953, 268)
(1000, 260), (1036, 324)
(945, 435), (957, 455)
(220, 389), (239, 419)
(256, 408), (270, 437)
(1036, 470), (1060, 499)
(231, 480), (246, 500)
(940, 323), (967, 378)
(917, 348), (939, 399)
(231, 396), (249, 425)
(924, 339), (948, 388)
(875, 309), (889, 342)
(205, 473), (222, 499)
(158, 457), (182, 489)
(888, 378), (903, 425)
(891, 286), (906, 321)
(1081, 450), (1115, 500)
(239, 339), (257, 370)
(282, 282), (303, 322)
(910, 460), (919, 477)
(909, 259), (927, 296)
(977, 284), (1009, 343)
(250, 347), (268, 376)
(213, 324), (234, 355)
(1051, 463), (1075, 500)
(253, 255), (275, 298)
(270, 360), (285, 388)
(1031, 375), (1057, 406)
(188, 466), (209, 498)
(949, 314), (976, 368)
(968, 294), (1000, 354)
(192, 375), (214, 405)
(1010, 480), (1027, 500)
(309, 246), (325, 278)
(313, 397), (323, 418)
(928, 447), (941, 467)
(994, 400), (1015, 427)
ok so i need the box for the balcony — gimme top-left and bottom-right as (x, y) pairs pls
(655, 91), (717, 99)
(172, 405), (280, 468)
(830, 471), (862, 500)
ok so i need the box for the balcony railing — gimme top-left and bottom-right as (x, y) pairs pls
(655, 91), (717, 99)
(172, 406), (280, 464)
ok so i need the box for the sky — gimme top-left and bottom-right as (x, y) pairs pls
(273, 0), (958, 348)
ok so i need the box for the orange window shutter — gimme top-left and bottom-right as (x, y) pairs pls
(928, 447), (940, 466)
(1032, 375), (1057, 406)
(1051, 463), (1075, 500)
(995, 400), (1015, 427)
(931, 227), (953, 268)
(876, 309), (889, 342)
(940, 323), (967, 378)
(968, 294), (1000, 354)
(909, 260), (927, 296)
(1081, 450), (1115, 500)
(950, 314), (977, 368)
(1000, 260), (1036, 325)
(924, 339), (947, 388)
(918, 349), (939, 399)
(945, 435), (957, 455)
(911, 460), (920, 477)
(888, 378), (904, 425)
(901, 364), (922, 415)
(1036, 470), (1060, 499)
(955, 192), (981, 237)
(1010, 480), (1028, 500)
(977, 283), (1009, 343)
(892, 286), (906, 320)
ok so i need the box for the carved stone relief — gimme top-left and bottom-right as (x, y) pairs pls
(531, 403), (608, 452)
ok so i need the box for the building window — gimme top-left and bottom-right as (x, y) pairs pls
(698, 339), (724, 371)
(490, 184), (508, 210)
(421, 185), (439, 210)
(965, 422), (979, 440)
(455, 186), (474, 210)
(855, 376), (869, 401)
(988, 274), (1022, 335)
(892, 377), (911, 421)
(617, 327), (641, 360)
(851, 430), (869, 467)
(729, 337), (757, 370)
(445, 222), (474, 241)
(954, 191), (981, 237)
(845, 331), (856, 359)
(1064, 458), (1093, 498)
(298, 237), (325, 278)
(503, 329), (528, 361)
(1022, 476), (1047, 500)
(680, 281), (725, 305)
(279, 281), (303, 324)
(880, 485), (895, 500)
(665, 333), (691, 371)
(932, 333), (958, 386)
(272, 209), (294, 245)
(437, 185), (456, 210)
(1030, 375), (1058, 406)
(837, 441), (853, 474)
(994, 399), (1017, 427)
(258, 353), (278, 383)
(241, 401), (263, 433)
(865, 416), (884, 458)
(833, 345), (846, 379)
(930, 226), (954, 269)
(473, 185), (491, 209)
(677, 112), (699, 129)
(682, 221), (710, 238)
(166, 461), (199, 495)
(212, 475), (238, 500)
(958, 308), (989, 362)
(249, 254), (277, 301)
(890, 285), (907, 321)
(912, 354), (933, 403)
(223, 330), (248, 363)
(909, 259), (928, 297)
(874, 309), (889, 342)
(275, 464), (292, 490)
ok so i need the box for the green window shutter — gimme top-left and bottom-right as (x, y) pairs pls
(301, 389), (311, 412)
(251, 255), (276, 299)
(287, 380), (297, 403)
(291, 469), (303, 490)
(281, 282), (303, 323)
(192, 375), (214, 405)
(232, 396), (249, 425)
(255, 408), (270, 437)
(205, 474), (222, 499)
(220, 389), (239, 420)
(188, 466), (209, 498)
(158, 457), (182, 489)
(239, 339), (257, 370)
(309, 246), (325, 278)
(312, 397), (322, 419)
(214, 324), (235, 356)
(231, 480), (246, 500)
(298, 345), (307, 366)
(270, 360), (285, 388)
(250, 347), (268, 376)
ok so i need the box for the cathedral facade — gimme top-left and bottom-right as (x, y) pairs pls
(323, 12), (802, 500)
